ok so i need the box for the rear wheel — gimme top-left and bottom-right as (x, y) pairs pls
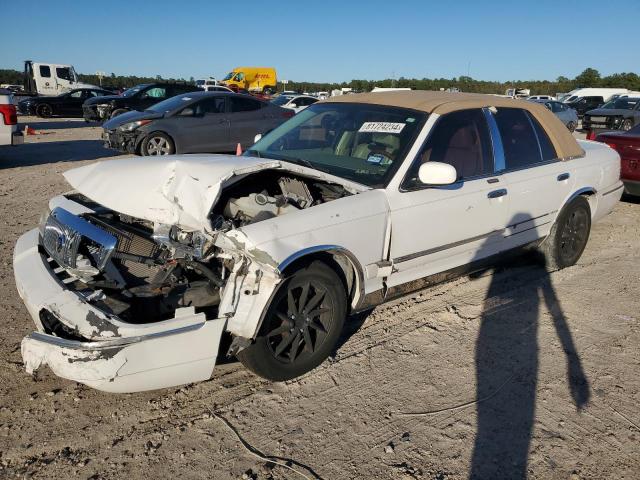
(238, 261), (347, 380)
(540, 196), (591, 270)
(36, 104), (52, 118)
(141, 132), (175, 156)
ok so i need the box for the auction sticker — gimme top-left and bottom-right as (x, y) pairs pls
(359, 122), (405, 134)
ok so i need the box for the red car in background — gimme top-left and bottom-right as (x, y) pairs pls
(596, 125), (640, 197)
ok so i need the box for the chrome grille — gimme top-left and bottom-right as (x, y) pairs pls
(42, 208), (117, 270)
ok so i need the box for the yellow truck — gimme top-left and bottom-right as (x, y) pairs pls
(220, 67), (277, 94)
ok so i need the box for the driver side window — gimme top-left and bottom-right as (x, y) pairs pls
(143, 87), (167, 99)
(403, 109), (494, 189)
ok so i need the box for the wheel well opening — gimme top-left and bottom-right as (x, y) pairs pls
(280, 251), (358, 311)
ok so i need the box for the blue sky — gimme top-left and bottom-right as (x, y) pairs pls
(2, 0), (638, 83)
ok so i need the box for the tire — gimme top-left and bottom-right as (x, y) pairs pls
(566, 121), (576, 133)
(540, 196), (591, 270)
(141, 132), (175, 156)
(621, 119), (633, 131)
(36, 104), (53, 118)
(110, 109), (128, 119)
(238, 261), (347, 381)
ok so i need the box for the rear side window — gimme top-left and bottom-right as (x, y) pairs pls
(494, 108), (548, 170)
(230, 97), (262, 112)
(39, 65), (51, 78)
(527, 113), (557, 161)
(404, 108), (493, 187)
(196, 97), (225, 114)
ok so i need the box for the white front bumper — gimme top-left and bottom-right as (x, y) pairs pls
(14, 229), (226, 393)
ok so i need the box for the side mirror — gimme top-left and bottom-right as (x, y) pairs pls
(254, 133), (262, 144)
(418, 162), (457, 185)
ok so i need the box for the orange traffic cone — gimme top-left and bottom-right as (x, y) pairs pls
(236, 143), (242, 156)
(24, 125), (36, 135)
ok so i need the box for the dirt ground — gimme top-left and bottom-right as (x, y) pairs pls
(0, 117), (638, 480)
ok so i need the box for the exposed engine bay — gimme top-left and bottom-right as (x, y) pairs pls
(46, 171), (352, 330)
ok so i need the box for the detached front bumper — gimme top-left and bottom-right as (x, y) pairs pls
(14, 229), (226, 393)
(102, 129), (140, 154)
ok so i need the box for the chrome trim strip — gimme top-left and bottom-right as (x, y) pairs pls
(602, 184), (624, 197)
(483, 107), (506, 172)
(525, 110), (545, 162)
(394, 212), (553, 264)
(27, 322), (205, 350)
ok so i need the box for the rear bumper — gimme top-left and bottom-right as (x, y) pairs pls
(623, 179), (640, 197)
(593, 181), (624, 222)
(14, 228), (225, 393)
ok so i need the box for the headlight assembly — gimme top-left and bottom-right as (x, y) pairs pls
(119, 119), (152, 132)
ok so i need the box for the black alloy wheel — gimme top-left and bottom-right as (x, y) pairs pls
(238, 261), (347, 381)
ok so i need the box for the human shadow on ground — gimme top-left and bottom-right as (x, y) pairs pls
(469, 213), (590, 479)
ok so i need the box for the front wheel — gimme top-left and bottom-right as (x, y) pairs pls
(540, 196), (591, 270)
(621, 119), (633, 131)
(238, 261), (347, 381)
(141, 132), (175, 156)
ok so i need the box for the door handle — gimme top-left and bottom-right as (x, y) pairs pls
(488, 188), (508, 199)
(557, 173), (570, 181)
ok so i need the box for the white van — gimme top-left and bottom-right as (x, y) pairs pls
(562, 88), (629, 104)
(24, 61), (98, 96)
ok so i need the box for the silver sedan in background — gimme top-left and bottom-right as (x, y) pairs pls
(532, 99), (579, 132)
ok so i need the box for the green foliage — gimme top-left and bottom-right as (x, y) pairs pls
(1, 66), (639, 94)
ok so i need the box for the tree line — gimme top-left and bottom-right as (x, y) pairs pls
(1, 67), (638, 95)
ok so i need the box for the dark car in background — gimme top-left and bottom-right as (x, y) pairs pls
(595, 124), (640, 197)
(583, 97), (640, 133)
(564, 95), (603, 117)
(532, 100), (579, 132)
(18, 88), (114, 118)
(83, 82), (200, 121)
(102, 91), (294, 155)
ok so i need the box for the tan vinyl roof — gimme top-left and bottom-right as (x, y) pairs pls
(324, 91), (585, 160)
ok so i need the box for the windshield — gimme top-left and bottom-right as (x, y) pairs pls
(222, 72), (234, 81)
(196, 80), (205, 86)
(271, 96), (293, 106)
(566, 96), (578, 103)
(147, 95), (195, 113)
(122, 84), (148, 97)
(247, 103), (427, 188)
(601, 98), (639, 110)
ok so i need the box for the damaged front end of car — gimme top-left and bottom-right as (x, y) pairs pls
(15, 156), (361, 392)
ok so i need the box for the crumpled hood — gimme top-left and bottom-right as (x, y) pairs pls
(63, 155), (281, 232)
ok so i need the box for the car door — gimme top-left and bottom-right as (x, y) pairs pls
(490, 107), (575, 245)
(59, 90), (86, 116)
(170, 96), (229, 153)
(227, 96), (268, 149)
(386, 108), (510, 289)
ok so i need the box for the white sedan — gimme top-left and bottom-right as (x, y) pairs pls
(271, 94), (319, 113)
(15, 91), (622, 392)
